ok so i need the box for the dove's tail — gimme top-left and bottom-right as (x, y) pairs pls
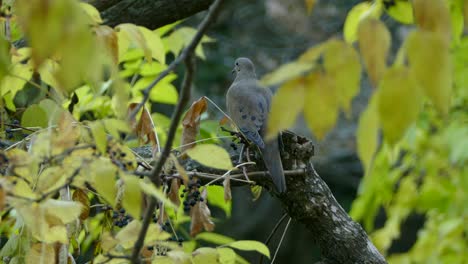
(261, 136), (286, 193)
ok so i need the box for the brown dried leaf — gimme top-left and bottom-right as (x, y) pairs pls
(168, 178), (181, 208)
(181, 97), (207, 152)
(128, 103), (159, 155)
(223, 175), (231, 202)
(72, 189), (90, 221)
(190, 188), (214, 236)
(0, 185), (5, 212)
(171, 154), (189, 186)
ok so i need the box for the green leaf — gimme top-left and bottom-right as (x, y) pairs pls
(90, 121), (107, 154)
(116, 24), (152, 62)
(39, 98), (65, 126)
(206, 185), (232, 217)
(226, 240), (270, 259)
(217, 247), (236, 264)
(195, 232), (235, 245)
(384, 0), (414, 24)
(266, 77), (305, 140)
(186, 144), (233, 170)
(377, 67), (421, 144)
(406, 30), (452, 115)
(21, 104), (48, 129)
(0, 36), (10, 81)
(163, 27), (214, 59)
(121, 175), (142, 219)
(357, 96), (379, 171)
(303, 72), (339, 140)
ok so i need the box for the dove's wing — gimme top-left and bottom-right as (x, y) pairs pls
(226, 80), (271, 149)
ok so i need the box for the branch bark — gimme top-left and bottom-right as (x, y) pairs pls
(133, 131), (387, 263)
(89, 0), (215, 29)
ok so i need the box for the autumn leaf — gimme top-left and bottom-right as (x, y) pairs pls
(305, 0), (316, 14)
(190, 188), (214, 236)
(358, 18), (391, 87)
(377, 67), (421, 144)
(223, 174), (232, 202)
(95, 25), (119, 64)
(26, 243), (55, 264)
(303, 72), (339, 140)
(406, 30), (452, 115)
(168, 178), (181, 208)
(128, 103), (159, 156)
(181, 97), (208, 152)
(413, 0), (451, 42)
(72, 189), (90, 221)
(323, 39), (361, 114)
(356, 96), (379, 171)
(266, 77), (305, 140)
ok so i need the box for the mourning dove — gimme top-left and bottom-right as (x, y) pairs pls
(226, 57), (286, 193)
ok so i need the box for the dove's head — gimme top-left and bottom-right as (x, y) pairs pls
(233, 57), (256, 79)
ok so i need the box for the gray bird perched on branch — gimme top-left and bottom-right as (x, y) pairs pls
(226, 57), (286, 193)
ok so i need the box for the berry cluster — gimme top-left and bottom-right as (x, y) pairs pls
(112, 208), (133, 228)
(181, 176), (204, 213)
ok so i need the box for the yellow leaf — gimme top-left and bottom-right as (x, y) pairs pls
(117, 24), (152, 62)
(305, 0), (316, 14)
(26, 243), (55, 264)
(90, 158), (118, 208)
(356, 96), (379, 171)
(0, 63), (33, 98)
(343, 2), (372, 43)
(192, 247), (218, 264)
(6, 149), (39, 183)
(121, 175), (142, 219)
(413, 0), (451, 42)
(384, 0), (414, 24)
(186, 144), (233, 170)
(139, 179), (178, 209)
(16, 199), (82, 243)
(116, 220), (170, 249)
(79, 2), (103, 25)
(406, 30), (452, 115)
(303, 72), (339, 140)
(139, 26), (166, 64)
(266, 77), (305, 140)
(261, 62), (314, 86)
(35, 166), (67, 194)
(377, 67), (421, 144)
(90, 121), (107, 154)
(323, 40), (361, 113)
(358, 18), (391, 87)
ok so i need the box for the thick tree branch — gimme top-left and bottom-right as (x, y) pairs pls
(129, 1), (225, 263)
(133, 132), (387, 263)
(93, 0), (215, 29)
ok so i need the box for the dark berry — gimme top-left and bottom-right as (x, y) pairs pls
(199, 197), (204, 202)
(119, 208), (125, 213)
(190, 200), (196, 206)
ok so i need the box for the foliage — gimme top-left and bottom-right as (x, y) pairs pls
(0, 0), (266, 263)
(265, 0), (467, 263)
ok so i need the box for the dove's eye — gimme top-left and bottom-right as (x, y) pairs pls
(235, 62), (239, 66)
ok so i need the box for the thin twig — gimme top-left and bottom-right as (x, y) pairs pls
(271, 217), (291, 264)
(130, 1), (225, 262)
(258, 213), (288, 264)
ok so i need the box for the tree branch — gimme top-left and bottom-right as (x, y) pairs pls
(133, 132), (387, 263)
(96, 0), (215, 29)
(129, 1), (225, 262)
